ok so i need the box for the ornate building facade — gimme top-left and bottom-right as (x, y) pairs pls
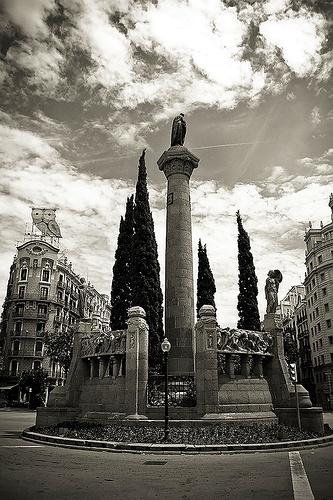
(0, 209), (110, 401)
(303, 194), (333, 409)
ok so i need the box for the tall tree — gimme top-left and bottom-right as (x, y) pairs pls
(131, 149), (164, 371)
(196, 239), (216, 317)
(44, 328), (74, 378)
(236, 210), (261, 331)
(110, 195), (134, 330)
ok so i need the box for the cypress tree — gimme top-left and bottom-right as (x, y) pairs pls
(196, 239), (216, 317)
(110, 195), (134, 330)
(132, 149), (164, 371)
(236, 210), (261, 331)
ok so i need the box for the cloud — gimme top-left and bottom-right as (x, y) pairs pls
(0, 0), (330, 152)
(260, 9), (327, 77)
(2, 0), (56, 38)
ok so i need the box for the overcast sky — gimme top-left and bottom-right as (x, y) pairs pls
(0, 0), (332, 328)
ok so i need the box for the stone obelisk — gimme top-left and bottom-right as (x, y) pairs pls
(157, 114), (199, 375)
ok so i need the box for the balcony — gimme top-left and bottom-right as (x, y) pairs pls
(8, 350), (20, 356)
(13, 311), (24, 318)
(57, 281), (66, 290)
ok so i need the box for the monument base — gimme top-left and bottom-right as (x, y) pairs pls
(274, 407), (324, 434)
(201, 412), (278, 424)
(125, 413), (148, 420)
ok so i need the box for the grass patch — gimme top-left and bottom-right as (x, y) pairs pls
(36, 421), (332, 445)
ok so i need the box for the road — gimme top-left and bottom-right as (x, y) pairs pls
(0, 410), (332, 500)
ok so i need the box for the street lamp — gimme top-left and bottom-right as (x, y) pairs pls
(161, 337), (171, 441)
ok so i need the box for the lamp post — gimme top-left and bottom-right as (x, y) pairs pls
(161, 337), (171, 441)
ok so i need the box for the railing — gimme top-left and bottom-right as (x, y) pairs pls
(147, 375), (196, 407)
(8, 350), (20, 356)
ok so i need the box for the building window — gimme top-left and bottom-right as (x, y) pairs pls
(313, 342), (315, 351)
(324, 303), (329, 313)
(35, 341), (43, 356)
(310, 262), (313, 271)
(319, 338), (323, 348)
(318, 322), (321, 332)
(41, 269), (50, 282)
(33, 360), (41, 370)
(15, 322), (22, 335)
(318, 255), (322, 264)
(12, 340), (20, 355)
(10, 360), (18, 376)
(331, 353), (333, 362)
(323, 287), (327, 296)
(329, 336), (333, 345)
(33, 259), (38, 269)
(18, 286), (25, 299)
(320, 272), (325, 282)
(321, 355), (324, 364)
(40, 287), (48, 299)
(15, 304), (24, 317)
(326, 319), (332, 329)
(37, 304), (47, 317)
(36, 322), (45, 336)
(20, 268), (28, 281)
(314, 292), (317, 302)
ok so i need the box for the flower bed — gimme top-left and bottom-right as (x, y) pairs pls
(36, 421), (332, 445)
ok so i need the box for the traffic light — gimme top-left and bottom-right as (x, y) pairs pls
(289, 363), (297, 383)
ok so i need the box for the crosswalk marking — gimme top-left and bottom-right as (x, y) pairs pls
(289, 451), (314, 500)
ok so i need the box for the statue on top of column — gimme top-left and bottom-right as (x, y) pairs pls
(171, 113), (186, 147)
(265, 269), (283, 314)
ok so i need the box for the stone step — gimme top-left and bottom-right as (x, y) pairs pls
(217, 403), (273, 413)
(201, 411), (278, 423)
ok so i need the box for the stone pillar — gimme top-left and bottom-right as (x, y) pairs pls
(253, 355), (264, 379)
(125, 306), (149, 419)
(195, 305), (219, 417)
(241, 354), (252, 379)
(226, 354), (237, 379)
(157, 145), (200, 375)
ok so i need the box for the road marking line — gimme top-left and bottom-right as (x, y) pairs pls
(289, 451), (314, 500)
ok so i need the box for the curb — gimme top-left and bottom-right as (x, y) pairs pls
(21, 428), (333, 454)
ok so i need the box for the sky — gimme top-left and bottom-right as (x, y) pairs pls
(0, 0), (332, 328)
